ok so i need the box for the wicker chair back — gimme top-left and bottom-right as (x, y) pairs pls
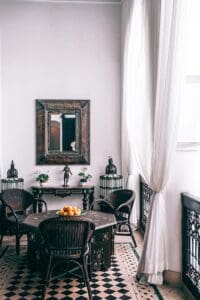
(39, 216), (95, 258)
(90, 189), (137, 248)
(105, 189), (135, 214)
(39, 216), (95, 300)
(0, 189), (39, 255)
(1, 189), (35, 215)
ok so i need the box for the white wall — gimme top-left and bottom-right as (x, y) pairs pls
(0, 1), (121, 208)
(165, 149), (200, 272)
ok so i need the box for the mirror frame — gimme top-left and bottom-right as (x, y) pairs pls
(36, 99), (90, 165)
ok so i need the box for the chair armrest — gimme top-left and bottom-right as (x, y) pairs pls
(90, 199), (114, 211)
(116, 196), (134, 211)
(40, 199), (48, 213)
(4, 204), (19, 223)
(34, 199), (48, 213)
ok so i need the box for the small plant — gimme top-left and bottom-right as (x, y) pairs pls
(78, 168), (92, 183)
(36, 171), (49, 182)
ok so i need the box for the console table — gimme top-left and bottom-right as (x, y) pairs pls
(32, 185), (95, 212)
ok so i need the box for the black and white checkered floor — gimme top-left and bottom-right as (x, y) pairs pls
(0, 243), (162, 300)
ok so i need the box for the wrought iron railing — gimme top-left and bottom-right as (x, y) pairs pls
(181, 193), (200, 299)
(139, 175), (154, 232)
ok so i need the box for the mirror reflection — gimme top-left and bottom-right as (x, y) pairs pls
(49, 113), (76, 152)
(36, 99), (90, 165)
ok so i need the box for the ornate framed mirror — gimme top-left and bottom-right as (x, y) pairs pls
(36, 100), (90, 165)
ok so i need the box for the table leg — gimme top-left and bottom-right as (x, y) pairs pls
(27, 232), (47, 276)
(82, 189), (90, 210)
(89, 189), (94, 208)
(90, 227), (113, 272)
(38, 197), (43, 213)
(33, 189), (44, 213)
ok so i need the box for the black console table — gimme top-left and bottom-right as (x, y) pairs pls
(32, 185), (95, 212)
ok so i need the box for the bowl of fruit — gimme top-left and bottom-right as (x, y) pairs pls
(56, 206), (85, 217)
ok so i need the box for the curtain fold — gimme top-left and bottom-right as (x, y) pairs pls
(121, 0), (151, 225)
(122, 0), (187, 284)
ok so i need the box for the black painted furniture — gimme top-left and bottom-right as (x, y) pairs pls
(139, 175), (154, 232)
(90, 189), (137, 247)
(1, 178), (24, 190)
(99, 175), (123, 198)
(24, 210), (116, 273)
(32, 185), (95, 212)
(181, 193), (200, 299)
(39, 216), (95, 300)
(0, 189), (46, 255)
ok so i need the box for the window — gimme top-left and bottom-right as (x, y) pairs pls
(177, 0), (200, 150)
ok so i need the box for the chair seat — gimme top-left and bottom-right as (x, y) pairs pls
(6, 214), (31, 235)
(51, 248), (86, 259)
(116, 215), (128, 223)
(7, 213), (26, 223)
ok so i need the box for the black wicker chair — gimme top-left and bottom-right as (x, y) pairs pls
(90, 189), (137, 247)
(0, 188), (47, 255)
(39, 216), (95, 300)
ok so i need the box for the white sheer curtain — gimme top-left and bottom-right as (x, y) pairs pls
(121, 0), (136, 223)
(121, 0), (152, 225)
(122, 0), (187, 284)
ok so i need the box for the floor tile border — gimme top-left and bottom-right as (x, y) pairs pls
(116, 242), (164, 300)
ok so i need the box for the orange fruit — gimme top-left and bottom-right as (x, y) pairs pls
(67, 206), (73, 211)
(68, 211), (74, 216)
(74, 210), (81, 216)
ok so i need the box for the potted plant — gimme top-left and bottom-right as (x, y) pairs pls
(78, 168), (92, 185)
(36, 171), (49, 186)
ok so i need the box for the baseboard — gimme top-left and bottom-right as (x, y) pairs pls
(163, 270), (196, 300)
(163, 270), (182, 287)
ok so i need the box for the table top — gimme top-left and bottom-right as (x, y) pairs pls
(24, 210), (116, 231)
(32, 185), (95, 190)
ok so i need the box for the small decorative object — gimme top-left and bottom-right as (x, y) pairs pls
(1, 161), (24, 190)
(105, 157), (117, 174)
(78, 167), (92, 185)
(100, 157), (122, 198)
(36, 171), (49, 187)
(63, 164), (72, 186)
(7, 160), (18, 178)
(100, 174), (123, 198)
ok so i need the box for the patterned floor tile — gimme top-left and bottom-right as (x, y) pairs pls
(0, 243), (163, 300)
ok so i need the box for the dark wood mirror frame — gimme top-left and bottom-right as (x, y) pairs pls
(36, 99), (90, 165)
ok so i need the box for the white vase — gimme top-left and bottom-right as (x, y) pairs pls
(80, 181), (87, 186)
(39, 180), (48, 187)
